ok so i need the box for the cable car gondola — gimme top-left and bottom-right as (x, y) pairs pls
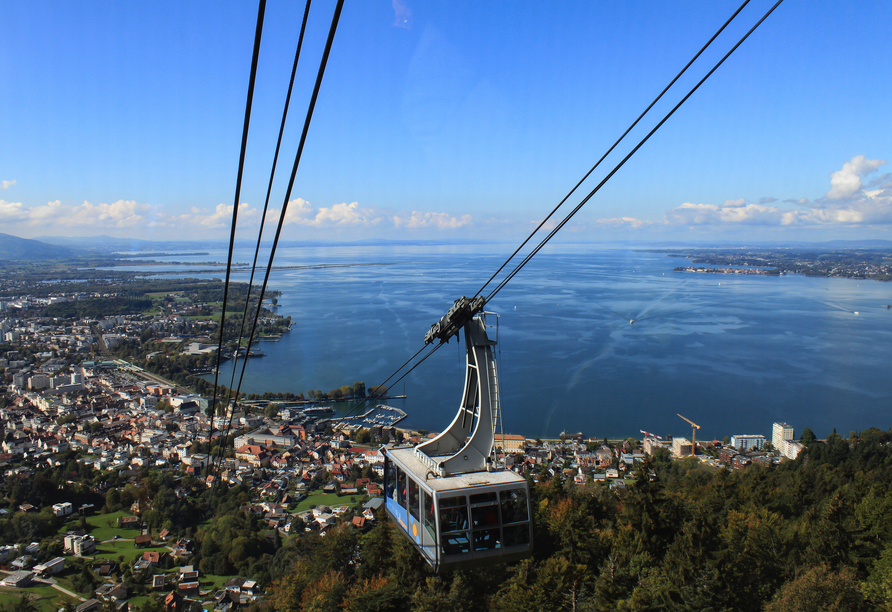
(383, 307), (532, 572)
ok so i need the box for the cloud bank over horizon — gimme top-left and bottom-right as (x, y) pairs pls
(588, 155), (891, 235)
(0, 195), (475, 240)
(1, 156), (890, 241)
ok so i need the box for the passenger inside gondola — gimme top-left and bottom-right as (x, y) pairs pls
(439, 497), (468, 532)
(408, 479), (420, 520)
(385, 464), (395, 500)
(397, 469), (407, 504)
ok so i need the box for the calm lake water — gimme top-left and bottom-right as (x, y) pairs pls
(134, 243), (892, 441)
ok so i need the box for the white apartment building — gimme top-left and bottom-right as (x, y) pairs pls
(731, 435), (766, 451)
(64, 535), (96, 556)
(772, 422), (794, 449)
(772, 422), (801, 459)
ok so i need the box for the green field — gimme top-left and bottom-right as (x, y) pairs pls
(51, 575), (84, 598)
(0, 583), (80, 612)
(60, 510), (173, 563)
(293, 492), (363, 513)
(61, 509), (135, 542)
(127, 595), (151, 609)
(145, 292), (183, 298)
(93, 540), (171, 562)
(90, 513), (132, 542)
(199, 574), (233, 593)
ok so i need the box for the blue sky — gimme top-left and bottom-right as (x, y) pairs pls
(1, 1), (890, 243)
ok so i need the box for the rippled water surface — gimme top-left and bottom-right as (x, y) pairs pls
(138, 243), (892, 440)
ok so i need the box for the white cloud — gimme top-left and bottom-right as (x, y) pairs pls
(0, 198), (151, 229)
(280, 199), (383, 227)
(1, 180), (15, 190)
(0, 199), (27, 221)
(393, 211), (472, 229)
(276, 199), (470, 231)
(179, 202), (258, 229)
(529, 219), (558, 231)
(73, 200), (150, 227)
(663, 156), (892, 230)
(200, 203), (235, 228)
(595, 216), (651, 229)
(0, 193), (471, 237)
(826, 154), (887, 200)
(665, 202), (786, 226)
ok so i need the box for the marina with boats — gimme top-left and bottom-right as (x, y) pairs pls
(335, 404), (407, 429)
(241, 398), (407, 430)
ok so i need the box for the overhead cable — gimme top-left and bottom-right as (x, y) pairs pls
(330, 343), (436, 428)
(484, 0), (785, 306)
(339, 0), (785, 429)
(473, 0), (753, 302)
(213, 0), (314, 477)
(207, 0), (267, 452)
(211, 0), (345, 477)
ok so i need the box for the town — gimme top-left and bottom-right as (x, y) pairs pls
(0, 284), (821, 612)
(660, 247), (892, 281)
(673, 266), (779, 276)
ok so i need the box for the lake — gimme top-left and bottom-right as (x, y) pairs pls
(134, 242), (892, 442)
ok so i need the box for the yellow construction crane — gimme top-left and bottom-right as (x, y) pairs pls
(677, 413), (701, 456)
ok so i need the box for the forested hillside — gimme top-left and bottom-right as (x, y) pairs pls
(264, 428), (892, 612)
(0, 232), (79, 260)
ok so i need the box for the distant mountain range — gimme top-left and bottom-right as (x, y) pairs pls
(2, 232), (890, 262)
(0, 232), (81, 260)
(34, 235), (501, 252)
(33, 234), (190, 252)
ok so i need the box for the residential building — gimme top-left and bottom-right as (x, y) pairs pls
(64, 534), (96, 556)
(235, 444), (267, 466)
(772, 422), (802, 459)
(772, 422), (795, 450)
(495, 433), (526, 452)
(1, 571), (33, 588)
(234, 427), (296, 449)
(731, 435), (766, 451)
(33, 557), (65, 576)
(75, 600), (102, 612)
(29, 374), (50, 390)
(671, 437), (693, 457)
(52, 502), (73, 517)
(643, 436), (671, 456)
(784, 440), (804, 460)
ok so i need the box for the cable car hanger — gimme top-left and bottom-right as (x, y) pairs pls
(384, 310), (533, 572)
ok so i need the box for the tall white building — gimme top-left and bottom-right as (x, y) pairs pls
(772, 422), (802, 459)
(772, 422), (794, 449)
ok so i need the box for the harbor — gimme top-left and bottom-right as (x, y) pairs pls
(333, 404), (407, 430)
(241, 398), (407, 431)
